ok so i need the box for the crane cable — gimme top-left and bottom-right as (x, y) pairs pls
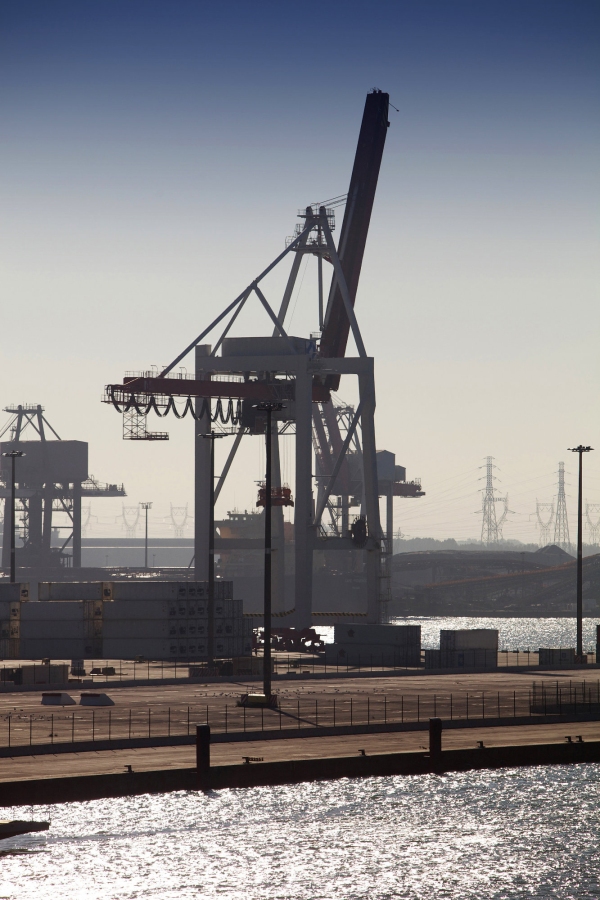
(109, 388), (242, 425)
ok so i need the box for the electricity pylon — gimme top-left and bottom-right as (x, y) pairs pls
(586, 501), (600, 547)
(479, 456), (510, 544)
(553, 462), (571, 551)
(535, 501), (554, 547)
(121, 505), (141, 539)
(169, 504), (189, 538)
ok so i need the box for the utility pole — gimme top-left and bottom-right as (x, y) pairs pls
(255, 402), (283, 700)
(569, 445), (593, 659)
(202, 432), (226, 668)
(2, 450), (25, 583)
(140, 502), (152, 569)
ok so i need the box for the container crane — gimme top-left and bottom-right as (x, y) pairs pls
(104, 90), (424, 624)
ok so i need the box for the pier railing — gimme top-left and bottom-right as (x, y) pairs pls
(2, 680), (599, 751)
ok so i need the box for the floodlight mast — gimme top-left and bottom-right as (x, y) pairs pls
(569, 445), (593, 658)
(2, 450), (25, 583)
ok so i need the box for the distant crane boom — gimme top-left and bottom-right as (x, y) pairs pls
(319, 90), (390, 388)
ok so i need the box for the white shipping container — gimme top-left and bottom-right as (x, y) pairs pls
(214, 618), (235, 637)
(184, 583), (208, 600)
(167, 639), (208, 658)
(440, 629), (499, 651)
(102, 638), (171, 659)
(20, 639), (86, 660)
(333, 624), (421, 647)
(0, 583), (29, 602)
(102, 620), (170, 639)
(21, 601), (84, 621)
(112, 582), (181, 601)
(39, 582), (103, 601)
(425, 648), (498, 669)
(105, 600), (170, 620)
(325, 643), (421, 666)
(22, 621), (85, 639)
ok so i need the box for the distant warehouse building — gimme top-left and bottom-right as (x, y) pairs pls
(0, 581), (252, 660)
(425, 628), (498, 669)
(324, 623), (421, 668)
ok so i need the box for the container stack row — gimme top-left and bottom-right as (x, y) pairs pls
(0, 581), (252, 660)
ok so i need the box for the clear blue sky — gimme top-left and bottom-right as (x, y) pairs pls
(1, 1), (599, 541)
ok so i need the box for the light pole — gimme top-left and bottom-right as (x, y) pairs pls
(202, 432), (226, 667)
(569, 445), (593, 659)
(254, 402), (283, 700)
(140, 502), (152, 569)
(2, 451), (25, 584)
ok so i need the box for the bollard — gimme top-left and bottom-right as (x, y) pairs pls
(429, 717), (442, 760)
(196, 724), (211, 790)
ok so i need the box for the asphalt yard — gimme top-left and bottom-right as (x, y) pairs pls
(0, 669), (596, 750)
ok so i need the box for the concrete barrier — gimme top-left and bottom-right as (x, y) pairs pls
(2, 738), (599, 806)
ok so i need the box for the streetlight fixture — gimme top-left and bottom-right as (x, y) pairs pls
(2, 450), (25, 584)
(568, 445), (593, 659)
(202, 432), (227, 667)
(254, 402), (284, 702)
(140, 502), (152, 569)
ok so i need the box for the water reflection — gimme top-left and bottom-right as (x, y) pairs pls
(1, 764), (599, 899)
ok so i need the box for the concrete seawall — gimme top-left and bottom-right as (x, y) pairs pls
(2, 738), (599, 806)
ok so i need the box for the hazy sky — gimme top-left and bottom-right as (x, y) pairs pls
(2, 1), (599, 543)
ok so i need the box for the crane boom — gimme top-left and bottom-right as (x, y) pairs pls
(319, 90), (389, 389)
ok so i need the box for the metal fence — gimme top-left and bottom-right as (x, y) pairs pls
(531, 679), (600, 715)
(1, 647), (595, 690)
(2, 684), (593, 750)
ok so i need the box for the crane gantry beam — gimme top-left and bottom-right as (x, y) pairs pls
(106, 376), (330, 403)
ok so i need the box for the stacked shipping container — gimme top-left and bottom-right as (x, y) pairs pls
(0, 581), (252, 660)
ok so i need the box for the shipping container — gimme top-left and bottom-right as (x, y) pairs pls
(0, 584), (29, 602)
(232, 656), (263, 676)
(19, 640), (86, 661)
(22, 621), (85, 639)
(39, 582), (104, 601)
(440, 629), (498, 651)
(102, 638), (171, 659)
(111, 582), (179, 601)
(104, 600), (170, 620)
(19, 664), (70, 684)
(425, 649), (498, 669)
(333, 624), (421, 647)
(21, 601), (84, 620)
(325, 643), (420, 668)
(102, 620), (170, 639)
(538, 648), (576, 666)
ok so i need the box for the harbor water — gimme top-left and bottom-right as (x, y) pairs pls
(2, 765), (599, 899)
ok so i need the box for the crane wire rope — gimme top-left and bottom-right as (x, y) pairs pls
(109, 388), (242, 425)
